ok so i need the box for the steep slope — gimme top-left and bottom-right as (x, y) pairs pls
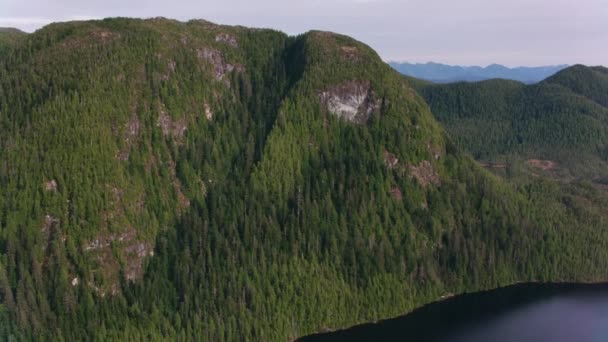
(545, 65), (608, 107)
(390, 62), (567, 83)
(0, 16), (291, 330)
(413, 65), (608, 180)
(1, 19), (608, 340)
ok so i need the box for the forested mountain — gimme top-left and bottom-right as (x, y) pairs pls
(546, 65), (608, 107)
(0, 28), (26, 56)
(412, 65), (608, 180)
(390, 62), (567, 84)
(1, 18), (608, 340)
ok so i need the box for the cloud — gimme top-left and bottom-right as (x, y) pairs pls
(335, 0), (388, 3)
(0, 17), (52, 25)
(0, 0), (605, 65)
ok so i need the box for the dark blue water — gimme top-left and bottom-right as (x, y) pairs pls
(299, 283), (608, 342)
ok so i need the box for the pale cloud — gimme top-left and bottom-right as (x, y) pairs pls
(335, 0), (390, 3)
(0, 17), (52, 25)
(0, 15), (100, 31)
(1, 0), (606, 66)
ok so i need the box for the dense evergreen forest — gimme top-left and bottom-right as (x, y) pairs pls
(411, 65), (608, 180)
(1, 18), (608, 340)
(0, 28), (26, 57)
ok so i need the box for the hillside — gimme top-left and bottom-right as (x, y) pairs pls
(546, 65), (608, 107)
(1, 18), (608, 340)
(0, 28), (26, 56)
(390, 62), (567, 83)
(412, 65), (608, 180)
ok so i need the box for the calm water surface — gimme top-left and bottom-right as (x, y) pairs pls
(299, 283), (608, 342)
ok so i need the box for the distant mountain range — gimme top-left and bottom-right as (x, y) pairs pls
(389, 62), (568, 84)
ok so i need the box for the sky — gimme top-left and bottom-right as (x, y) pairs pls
(1, 0), (607, 67)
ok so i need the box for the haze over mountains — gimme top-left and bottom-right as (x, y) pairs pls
(390, 62), (568, 84)
(1, 18), (608, 341)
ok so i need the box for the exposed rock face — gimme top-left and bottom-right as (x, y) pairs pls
(83, 229), (134, 251)
(382, 150), (439, 188)
(527, 159), (558, 171)
(126, 114), (140, 139)
(408, 160), (440, 187)
(90, 29), (119, 43)
(124, 241), (153, 281)
(215, 33), (238, 47)
(157, 104), (187, 139)
(44, 179), (57, 191)
(83, 227), (154, 293)
(204, 103), (213, 120)
(43, 214), (59, 230)
(390, 186), (403, 201)
(340, 46), (360, 62)
(167, 59), (176, 72)
(196, 47), (244, 82)
(319, 80), (378, 124)
(117, 113), (140, 161)
(383, 150), (399, 169)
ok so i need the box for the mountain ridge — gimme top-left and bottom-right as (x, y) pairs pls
(390, 61), (568, 84)
(0, 27), (27, 55)
(410, 64), (608, 180)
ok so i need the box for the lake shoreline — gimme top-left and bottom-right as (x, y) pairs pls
(298, 280), (608, 341)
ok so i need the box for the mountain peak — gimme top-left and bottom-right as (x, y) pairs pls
(0, 27), (26, 34)
(0, 26), (27, 53)
(544, 64), (608, 107)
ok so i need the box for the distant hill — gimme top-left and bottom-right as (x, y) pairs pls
(0, 27), (25, 34)
(546, 65), (608, 107)
(411, 64), (608, 179)
(391, 62), (568, 84)
(0, 27), (26, 56)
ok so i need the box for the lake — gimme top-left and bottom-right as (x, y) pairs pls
(299, 283), (608, 342)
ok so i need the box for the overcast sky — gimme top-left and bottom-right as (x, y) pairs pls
(1, 0), (607, 66)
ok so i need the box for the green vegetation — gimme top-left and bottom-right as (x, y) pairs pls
(547, 65), (608, 107)
(411, 65), (608, 179)
(0, 28), (26, 57)
(1, 18), (608, 340)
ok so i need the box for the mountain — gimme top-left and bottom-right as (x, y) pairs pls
(0, 27), (26, 36)
(1, 18), (608, 340)
(546, 65), (608, 107)
(411, 65), (608, 180)
(0, 27), (26, 56)
(390, 62), (568, 84)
